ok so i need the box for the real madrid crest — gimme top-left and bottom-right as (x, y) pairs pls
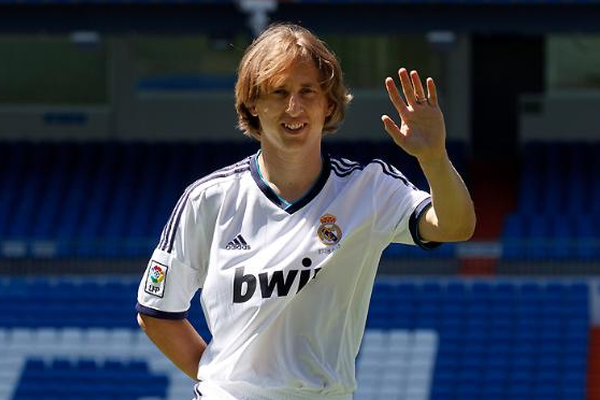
(317, 214), (342, 246)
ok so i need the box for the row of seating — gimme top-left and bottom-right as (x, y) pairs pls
(503, 141), (600, 260)
(13, 358), (168, 400)
(502, 142), (600, 260)
(517, 142), (600, 215)
(0, 277), (209, 332)
(0, 140), (465, 258)
(0, 277), (591, 400)
(2, 140), (600, 260)
(356, 330), (437, 400)
(501, 215), (600, 259)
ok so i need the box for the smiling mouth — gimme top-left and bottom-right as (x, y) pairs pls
(282, 122), (306, 131)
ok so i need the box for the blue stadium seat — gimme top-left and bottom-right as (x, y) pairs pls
(1, 140), (469, 258)
(504, 142), (600, 261)
(0, 278), (592, 400)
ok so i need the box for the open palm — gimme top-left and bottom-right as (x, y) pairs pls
(381, 68), (447, 164)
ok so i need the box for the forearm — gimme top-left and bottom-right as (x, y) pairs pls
(137, 313), (207, 380)
(419, 151), (476, 241)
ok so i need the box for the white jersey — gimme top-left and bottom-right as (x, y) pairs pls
(136, 152), (437, 400)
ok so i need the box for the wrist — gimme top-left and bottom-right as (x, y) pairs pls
(417, 150), (449, 170)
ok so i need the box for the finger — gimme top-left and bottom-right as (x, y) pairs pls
(410, 70), (427, 104)
(381, 115), (406, 145)
(427, 77), (438, 107)
(384, 77), (408, 116)
(398, 68), (417, 106)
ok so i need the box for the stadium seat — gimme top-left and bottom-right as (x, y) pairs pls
(0, 140), (469, 259)
(0, 277), (592, 400)
(503, 142), (600, 261)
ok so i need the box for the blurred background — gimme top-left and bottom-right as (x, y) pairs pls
(1, 0), (600, 399)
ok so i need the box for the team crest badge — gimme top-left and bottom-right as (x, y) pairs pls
(145, 261), (168, 298)
(317, 214), (342, 246)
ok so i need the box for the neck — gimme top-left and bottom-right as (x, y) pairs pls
(258, 145), (323, 204)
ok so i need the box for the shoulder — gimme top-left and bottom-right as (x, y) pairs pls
(184, 156), (252, 201)
(157, 156), (252, 253)
(368, 159), (416, 189)
(328, 154), (416, 189)
(329, 154), (365, 177)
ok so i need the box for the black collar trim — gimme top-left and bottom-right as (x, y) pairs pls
(250, 153), (331, 214)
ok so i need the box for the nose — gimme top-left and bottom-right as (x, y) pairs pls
(286, 93), (302, 116)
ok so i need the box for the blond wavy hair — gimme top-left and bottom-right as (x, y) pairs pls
(235, 23), (353, 140)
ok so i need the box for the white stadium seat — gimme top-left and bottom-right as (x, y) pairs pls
(355, 330), (438, 400)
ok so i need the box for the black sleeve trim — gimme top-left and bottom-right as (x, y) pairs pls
(408, 198), (442, 251)
(135, 302), (189, 320)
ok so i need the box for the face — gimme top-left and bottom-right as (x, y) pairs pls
(250, 59), (333, 152)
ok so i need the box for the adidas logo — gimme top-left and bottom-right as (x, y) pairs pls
(226, 234), (251, 250)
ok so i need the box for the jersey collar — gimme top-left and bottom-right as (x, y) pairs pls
(250, 151), (331, 214)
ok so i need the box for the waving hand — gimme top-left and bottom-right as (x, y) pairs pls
(381, 68), (446, 164)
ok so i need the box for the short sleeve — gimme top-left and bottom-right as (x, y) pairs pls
(404, 197), (441, 250)
(136, 189), (209, 319)
(370, 160), (440, 250)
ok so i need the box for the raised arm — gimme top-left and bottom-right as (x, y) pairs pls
(381, 68), (476, 243)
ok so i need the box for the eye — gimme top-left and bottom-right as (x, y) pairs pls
(301, 87), (316, 95)
(272, 88), (288, 96)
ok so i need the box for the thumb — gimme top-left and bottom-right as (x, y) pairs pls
(381, 115), (406, 146)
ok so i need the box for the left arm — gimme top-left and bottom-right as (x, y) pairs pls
(417, 152), (476, 242)
(381, 68), (476, 242)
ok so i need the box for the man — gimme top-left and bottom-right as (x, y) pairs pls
(136, 23), (475, 400)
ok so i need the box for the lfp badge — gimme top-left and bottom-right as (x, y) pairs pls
(317, 214), (342, 246)
(145, 261), (168, 298)
(150, 265), (165, 284)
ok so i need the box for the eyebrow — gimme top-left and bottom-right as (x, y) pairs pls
(269, 82), (318, 91)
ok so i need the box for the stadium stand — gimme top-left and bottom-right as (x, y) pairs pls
(0, 140), (466, 259)
(1, 139), (598, 400)
(1, 277), (591, 400)
(502, 142), (600, 261)
(12, 358), (169, 400)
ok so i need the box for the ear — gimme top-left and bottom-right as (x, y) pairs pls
(326, 101), (335, 118)
(248, 103), (258, 117)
